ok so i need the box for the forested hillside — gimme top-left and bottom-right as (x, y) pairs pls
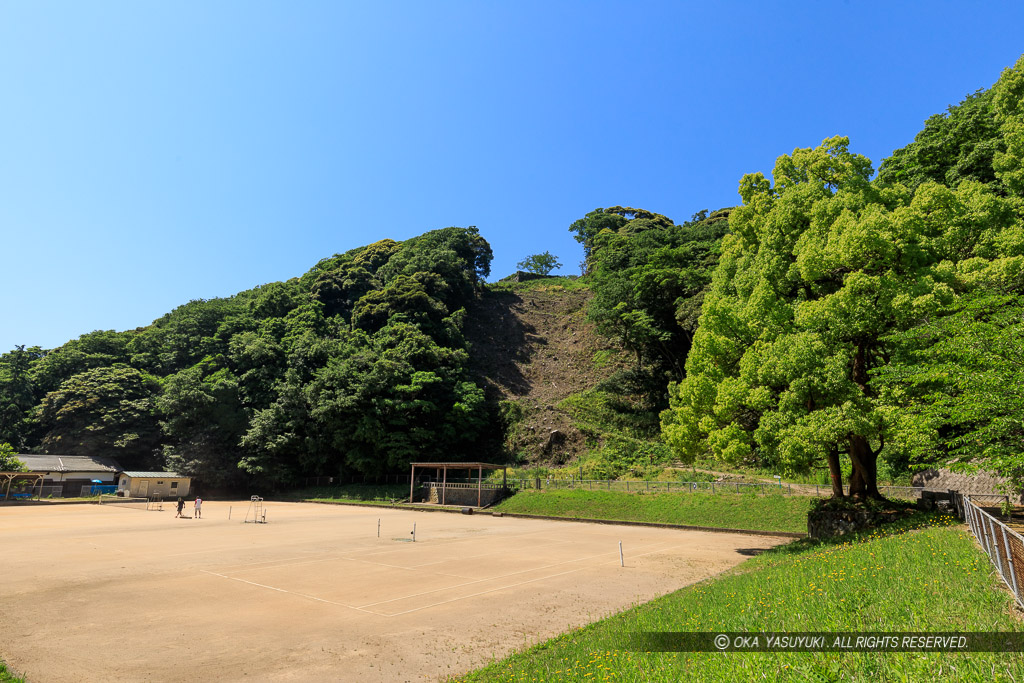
(0, 227), (496, 488)
(3, 55), (1023, 499)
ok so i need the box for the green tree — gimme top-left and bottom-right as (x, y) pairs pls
(36, 366), (161, 466)
(516, 251), (563, 276)
(569, 206), (673, 273)
(874, 294), (1024, 489)
(662, 136), (1018, 500)
(0, 442), (26, 471)
(992, 54), (1024, 197)
(877, 89), (1004, 193)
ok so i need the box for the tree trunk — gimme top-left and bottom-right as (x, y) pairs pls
(826, 447), (844, 498)
(847, 341), (885, 500)
(848, 433), (883, 501)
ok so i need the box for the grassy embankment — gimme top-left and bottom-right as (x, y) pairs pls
(493, 489), (812, 534)
(453, 513), (1024, 682)
(289, 484), (409, 505)
(295, 485), (811, 534)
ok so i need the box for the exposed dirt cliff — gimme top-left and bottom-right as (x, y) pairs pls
(464, 284), (625, 463)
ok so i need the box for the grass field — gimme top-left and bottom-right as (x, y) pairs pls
(493, 489), (813, 534)
(451, 513), (1024, 682)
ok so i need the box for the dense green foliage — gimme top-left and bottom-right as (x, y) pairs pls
(877, 89), (1005, 193)
(0, 227), (497, 488)
(454, 515), (1024, 682)
(0, 442), (26, 471)
(876, 293), (1024, 488)
(656, 57), (1024, 498)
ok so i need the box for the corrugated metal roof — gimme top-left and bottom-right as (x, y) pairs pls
(16, 454), (122, 473)
(121, 471), (186, 479)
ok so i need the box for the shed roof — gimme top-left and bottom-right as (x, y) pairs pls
(409, 462), (506, 469)
(16, 454), (122, 473)
(121, 471), (186, 479)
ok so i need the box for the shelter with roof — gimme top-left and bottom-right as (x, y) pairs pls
(117, 472), (191, 499)
(0, 471), (45, 501)
(16, 454), (122, 498)
(409, 462), (509, 507)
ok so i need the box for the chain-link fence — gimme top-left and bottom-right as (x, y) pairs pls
(953, 492), (1024, 609)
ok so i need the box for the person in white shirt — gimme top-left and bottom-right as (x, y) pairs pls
(194, 497), (202, 519)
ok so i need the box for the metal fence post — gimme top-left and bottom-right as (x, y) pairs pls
(1002, 530), (1021, 604)
(988, 516), (1006, 582)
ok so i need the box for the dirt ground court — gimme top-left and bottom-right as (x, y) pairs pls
(0, 501), (791, 682)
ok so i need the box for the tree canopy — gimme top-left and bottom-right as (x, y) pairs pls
(0, 226), (495, 489)
(662, 132), (1023, 499)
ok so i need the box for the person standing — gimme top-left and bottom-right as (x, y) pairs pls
(194, 496), (202, 519)
(175, 497), (185, 518)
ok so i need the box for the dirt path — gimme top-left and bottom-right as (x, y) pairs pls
(0, 501), (791, 682)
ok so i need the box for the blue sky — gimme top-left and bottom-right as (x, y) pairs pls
(2, 1), (1023, 352)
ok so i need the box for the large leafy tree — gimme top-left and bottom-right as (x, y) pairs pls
(662, 136), (1019, 499)
(36, 365), (161, 466)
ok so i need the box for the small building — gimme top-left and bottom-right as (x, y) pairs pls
(118, 472), (191, 499)
(16, 454), (122, 498)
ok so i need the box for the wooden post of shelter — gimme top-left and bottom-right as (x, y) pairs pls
(477, 465), (482, 508)
(409, 464), (416, 503)
(441, 466), (447, 506)
(3, 475), (11, 501)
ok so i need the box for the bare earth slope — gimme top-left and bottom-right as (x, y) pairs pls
(464, 285), (625, 462)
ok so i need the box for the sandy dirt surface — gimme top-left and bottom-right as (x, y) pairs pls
(0, 501), (791, 682)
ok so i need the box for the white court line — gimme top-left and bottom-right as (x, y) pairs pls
(199, 569), (376, 615)
(201, 541), (688, 619)
(355, 539), (671, 609)
(378, 567), (587, 617)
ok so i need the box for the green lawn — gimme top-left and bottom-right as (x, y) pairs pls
(452, 513), (1024, 682)
(493, 489), (812, 534)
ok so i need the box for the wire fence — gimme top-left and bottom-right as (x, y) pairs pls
(953, 492), (1024, 610)
(501, 478), (927, 499)
(301, 473), (928, 499)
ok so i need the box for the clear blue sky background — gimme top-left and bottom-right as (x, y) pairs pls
(2, 1), (1023, 352)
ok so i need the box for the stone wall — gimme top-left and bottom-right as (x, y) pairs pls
(807, 507), (906, 540)
(912, 468), (1023, 503)
(419, 485), (506, 507)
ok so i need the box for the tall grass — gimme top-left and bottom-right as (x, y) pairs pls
(453, 514), (1024, 682)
